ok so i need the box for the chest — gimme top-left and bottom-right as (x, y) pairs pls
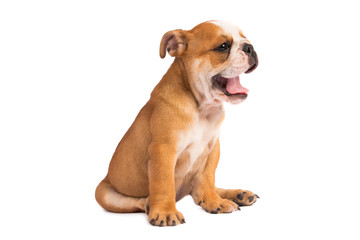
(176, 105), (224, 174)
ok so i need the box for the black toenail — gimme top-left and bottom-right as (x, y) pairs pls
(181, 219), (186, 224)
(160, 220), (164, 226)
(172, 220), (176, 226)
(255, 194), (260, 199)
(150, 219), (155, 225)
(248, 195), (254, 202)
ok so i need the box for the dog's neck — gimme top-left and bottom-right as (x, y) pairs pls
(153, 58), (223, 113)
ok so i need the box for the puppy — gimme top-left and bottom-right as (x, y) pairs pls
(95, 21), (259, 226)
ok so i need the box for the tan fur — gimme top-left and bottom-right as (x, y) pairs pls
(95, 21), (259, 226)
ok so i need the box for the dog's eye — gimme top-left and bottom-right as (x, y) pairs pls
(215, 42), (231, 52)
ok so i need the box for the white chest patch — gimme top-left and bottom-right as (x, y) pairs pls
(176, 104), (224, 174)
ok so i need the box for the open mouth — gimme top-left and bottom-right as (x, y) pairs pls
(212, 75), (249, 97)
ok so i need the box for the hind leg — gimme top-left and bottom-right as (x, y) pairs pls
(215, 188), (259, 207)
(95, 179), (147, 213)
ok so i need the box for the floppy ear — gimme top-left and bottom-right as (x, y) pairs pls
(159, 30), (187, 58)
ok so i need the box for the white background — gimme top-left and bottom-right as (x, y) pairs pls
(1, 0), (359, 239)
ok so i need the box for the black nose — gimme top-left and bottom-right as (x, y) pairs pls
(242, 43), (254, 55)
(242, 43), (258, 73)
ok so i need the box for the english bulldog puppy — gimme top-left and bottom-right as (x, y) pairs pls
(96, 21), (259, 226)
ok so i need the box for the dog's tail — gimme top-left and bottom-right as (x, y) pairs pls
(95, 178), (147, 213)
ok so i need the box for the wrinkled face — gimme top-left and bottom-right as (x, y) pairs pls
(160, 21), (258, 104)
(184, 21), (258, 104)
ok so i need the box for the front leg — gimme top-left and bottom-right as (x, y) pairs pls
(147, 143), (185, 226)
(190, 139), (239, 214)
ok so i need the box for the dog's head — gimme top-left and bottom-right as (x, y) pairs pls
(160, 21), (258, 104)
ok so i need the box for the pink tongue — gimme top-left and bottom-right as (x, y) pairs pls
(226, 76), (249, 95)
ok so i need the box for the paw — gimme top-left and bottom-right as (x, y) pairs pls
(198, 197), (239, 214)
(148, 206), (185, 227)
(232, 190), (259, 206)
